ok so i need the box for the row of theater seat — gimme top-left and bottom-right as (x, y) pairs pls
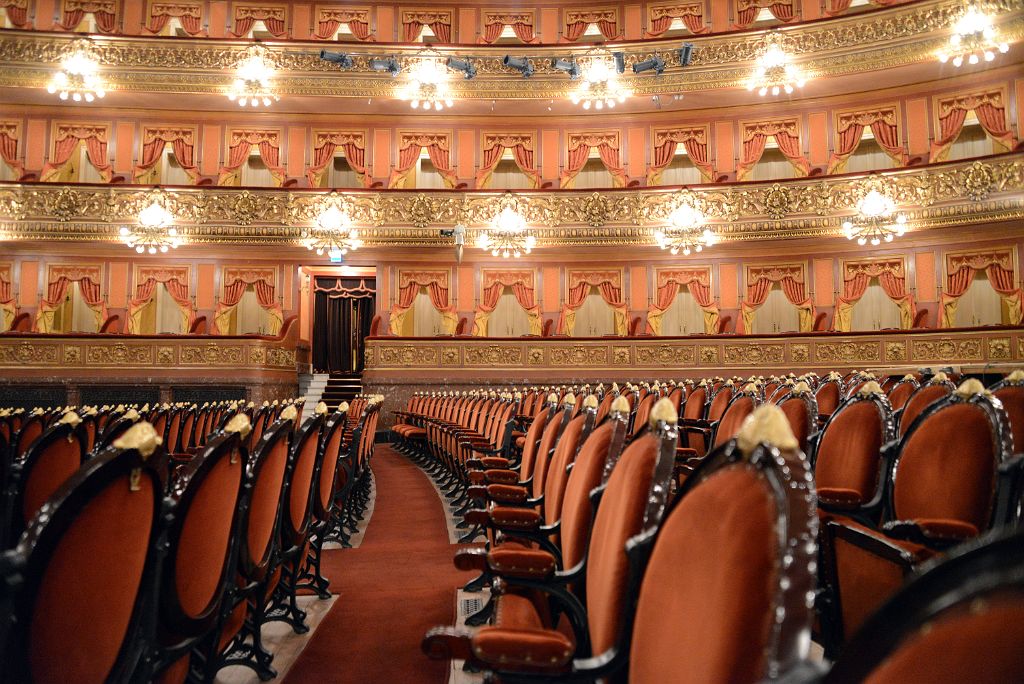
(391, 369), (1024, 682)
(0, 394), (381, 683)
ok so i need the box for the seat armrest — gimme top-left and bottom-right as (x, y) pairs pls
(454, 547), (488, 571)
(490, 505), (541, 530)
(485, 469), (521, 485)
(470, 627), (573, 674)
(488, 548), (557, 580)
(487, 483), (528, 504)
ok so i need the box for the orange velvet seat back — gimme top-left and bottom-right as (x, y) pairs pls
(712, 396), (756, 450)
(683, 386), (708, 452)
(245, 433), (290, 568)
(586, 433), (659, 656)
(816, 382), (841, 416)
(993, 384), (1024, 454)
(15, 418), (44, 458)
(631, 394), (655, 438)
(558, 421), (615, 571)
(779, 397), (812, 451)
(629, 466), (778, 684)
(285, 418), (323, 543)
(21, 431), (84, 525)
(29, 471), (157, 684)
(517, 409), (550, 483)
(542, 415), (585, 528)
(900, 384), (952, 437)
(815, 401), (885, 505)
(530, 410), (567, 500)
(863, 594), (1024, 684)
(894, 403), (996, 534)
(316, 417), (345, 516)
(707, 387), (733, 422)
(173, 440), (245, 620)
(887, 382), (917, 411)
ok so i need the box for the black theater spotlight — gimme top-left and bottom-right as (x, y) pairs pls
(633, 55), (666, 75)
(446, 56), (477, 79)
(613, 51), (626, 74)
(679, 42), (695, 66)
(551, 57), (581, 80)
(319, 51), (354, 68)
(503, 55), (534, 77)
(368, 56), (401, 76)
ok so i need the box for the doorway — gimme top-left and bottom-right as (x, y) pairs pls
(312, 276), (377, 373)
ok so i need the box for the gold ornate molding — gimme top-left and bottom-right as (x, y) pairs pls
(0, 155), (1021, 247)
(0, 1), (1020, 98)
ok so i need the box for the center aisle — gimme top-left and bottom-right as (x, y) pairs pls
(284, 445), (478, 684)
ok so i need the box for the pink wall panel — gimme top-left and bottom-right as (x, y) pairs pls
(719, 263), (739, 308)
(715, 122), (734, 173)
(916, 251), (937, 301)
(33, 0), (56, 30)
(457, 265), (475, 311)
(376, 6), (395, 41)
(627, 127), (646, 179)
(19, 261), (37, 308)
(541, 266), (560, 312)
(292, 4), (311, 39)
(25, 119), (47, 170)
(122, 0), (143, 33)
(197, 263), (216, 310)
(458, 129), (476, 180)
(808, 112), (829, 167)
(540, 8), (559, 43)
(710, 0), (730, 31)
(1016, 79), (1024, 141)
(287, 126), (306, 178)
(458, 7), (477, 43)
(114, 121), (135, 174)
(802, 0), (821, 21)
(630, 265), (648, 310)
(200, 125), (221, 176)
(108, 261), (128, 308)
(907, 98), (930, 158)
(623, 5), (643, 40)
(541, 129), (559, 180)
(208, 1), (228, 38)
(372, 129), (391, 179)
(813, 258), (834, 307)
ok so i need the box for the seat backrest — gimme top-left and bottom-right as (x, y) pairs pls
(14, 414), (45, 459)
(585, 400), (678, 658)
(886, 376), (920, 411)
(98, 314), (120, 334)
(899, 377), (955, 437)
(4, 423), (164, 684)
(14, 417), (86, 535)
(158, 427), (247, 637)
(707, 383), (734, 422)
(890, 381), (1010, 534)
(188, 315), (208, 334)
(281, 413), (327, 548)
(630, 393), (656, 438)
(990, 371), (1024, 455)
(542, 413), (588, 528)
(10, 312), (31, 332)
(827, 527), (1024, 684)
(777, 387), (819, 452)
(312, 411), (346, 522)
(627, 405), (816, 684)
(531, 405), (572, 500)
(712, 390), (759, 449)
(238, 417), (293, 576)
(814, 389), (894, 509)
(816, 378), (843, 417)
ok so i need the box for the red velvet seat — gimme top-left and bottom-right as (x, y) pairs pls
(824, 380), (1016, 649)
(885, 375), (920, 411)
(7, 311), (31, 332)
(775, 383), (819, 452)
(897, 373), (955, 437)
(2, 422), (165, 683)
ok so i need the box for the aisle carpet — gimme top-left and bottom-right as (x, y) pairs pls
(284, 446), (479, 683)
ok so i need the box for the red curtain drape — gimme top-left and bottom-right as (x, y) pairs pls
(145, 4), (203, 34)
(734, 0), (795, 28)
(482, 20), (503, 43)
(647, 274), (720, 335)
(306, 135), (369, 187)
(403, 17), (451, 42)
(563, 20), (588, 41)
(941, 261), (1023, 327)
(133, 130), (199, 182)
(60, 3), (116, 32)
(736, 127), (810, 181)
(561, 140), (628, 188)
(230, 9), (285, 38)
(40, 128), (113, 182)
(36, 274), (107, 332)
(774, 130), (811, 175)
(647, 133), (714, 183)
(511, 20), (535, 42)
(388, 139), (457, 188)
(0, 128), (23, 176)
(931, 96), (1016, 162)
(559, 277), (628, 335)
(741, 273), (814, 333)
(472, 278), (542, 336)
(646, 6), (706, 37)
(127, 276), (194, 333)
(218, 132), (287, 185)
(596, 17), (619, 38)
(2, 1), (29, 27)
(476, 140), (541, 188)
(214, 275), (283, 335)
(828, 115), (906, 173)
(389, 277), (457, 335)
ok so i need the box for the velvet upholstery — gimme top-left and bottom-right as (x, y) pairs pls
(993, 385), (1024, 453)
(586, 433), (659, 656)
(893, 403), (996, 533)
(21, 431), (85, 524)
(886, 382), (917, 411)
(542, 415), (586, 528)
(713, 396), (756, 449)
(29, 472), (157, 684)
(530, 410), (568, 500)
(899, 384), (952, 436)
(816, 381), (842, 416)
(815, 401), (885, 508)
(558, 421), (615, 570)
(245, 435), (290, 568)
(629, 466), (778, 684)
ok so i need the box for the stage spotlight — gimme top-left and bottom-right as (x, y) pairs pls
(551, 57), (581, 80)
(613, 52), (626, 74)
(319, 51), (353, 68)
(446, 56), (477, 79)
(368, 56), (401, 76)
(633, 55), (666, 75)
(503, 55), (534, 77)
(679, 42), (695, 66)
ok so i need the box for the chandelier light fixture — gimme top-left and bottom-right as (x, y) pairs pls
(746, 33), (806, 97)
(477, 197), (536, 258)
(570, 49), (631, 110)
(47, 41), (105, 102)
(400, 49), (454, 110)
(120, 194), (180, 254)
(653, 202), (717, 256)
(938, 5), (1010, 67)
(841, 189), (908, 246)
(306, 205), (362, 259)
(227, 45), (280, 107)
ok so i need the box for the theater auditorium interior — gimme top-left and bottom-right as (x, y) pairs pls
(1, 0), (1024, 682)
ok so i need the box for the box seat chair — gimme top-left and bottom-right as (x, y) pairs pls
(895, 372), (955, 437)
(676, 382), (761, 477)
(775, 382), (820, 453)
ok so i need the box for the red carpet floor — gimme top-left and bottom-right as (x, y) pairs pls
(284, 446), (478, 684)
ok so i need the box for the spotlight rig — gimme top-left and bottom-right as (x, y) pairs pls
(503, 55), (534, 78)
(446, 56), (477, 79)
(551, 57), (582, 80)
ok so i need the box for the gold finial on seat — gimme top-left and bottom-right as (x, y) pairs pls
(649, 397), (678, 426)
(315, 401), (328, 415)
(857, 381), (884, 397)
(583, 394), (599, 409)
(114, 422), (163, 459)
(280, 404), (299, 422)
(736, 405), (798, 455)
(225, 413), (252, 438)
(611, 395), (630, 414)
(954, 378), (989, 398)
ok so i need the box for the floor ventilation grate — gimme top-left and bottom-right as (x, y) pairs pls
(460, 597), (484, 618)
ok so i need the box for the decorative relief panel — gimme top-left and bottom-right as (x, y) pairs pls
(179, 343), (244, 365)
(815, 341), (881, 364)
(441, 346), (460, 366)
(885, 341), (908, 362)
(988, 337), (1012, 360)
(463, 345), (523, 366)
(635, 344), (696, 366)
(911, 338), (983, 362)
(723, 343), (785, 365)
(549, 345), (608, 366)
(377, 344), (440, 366)
(86, 343), (153, 365)
(0, 342), (60, 364)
